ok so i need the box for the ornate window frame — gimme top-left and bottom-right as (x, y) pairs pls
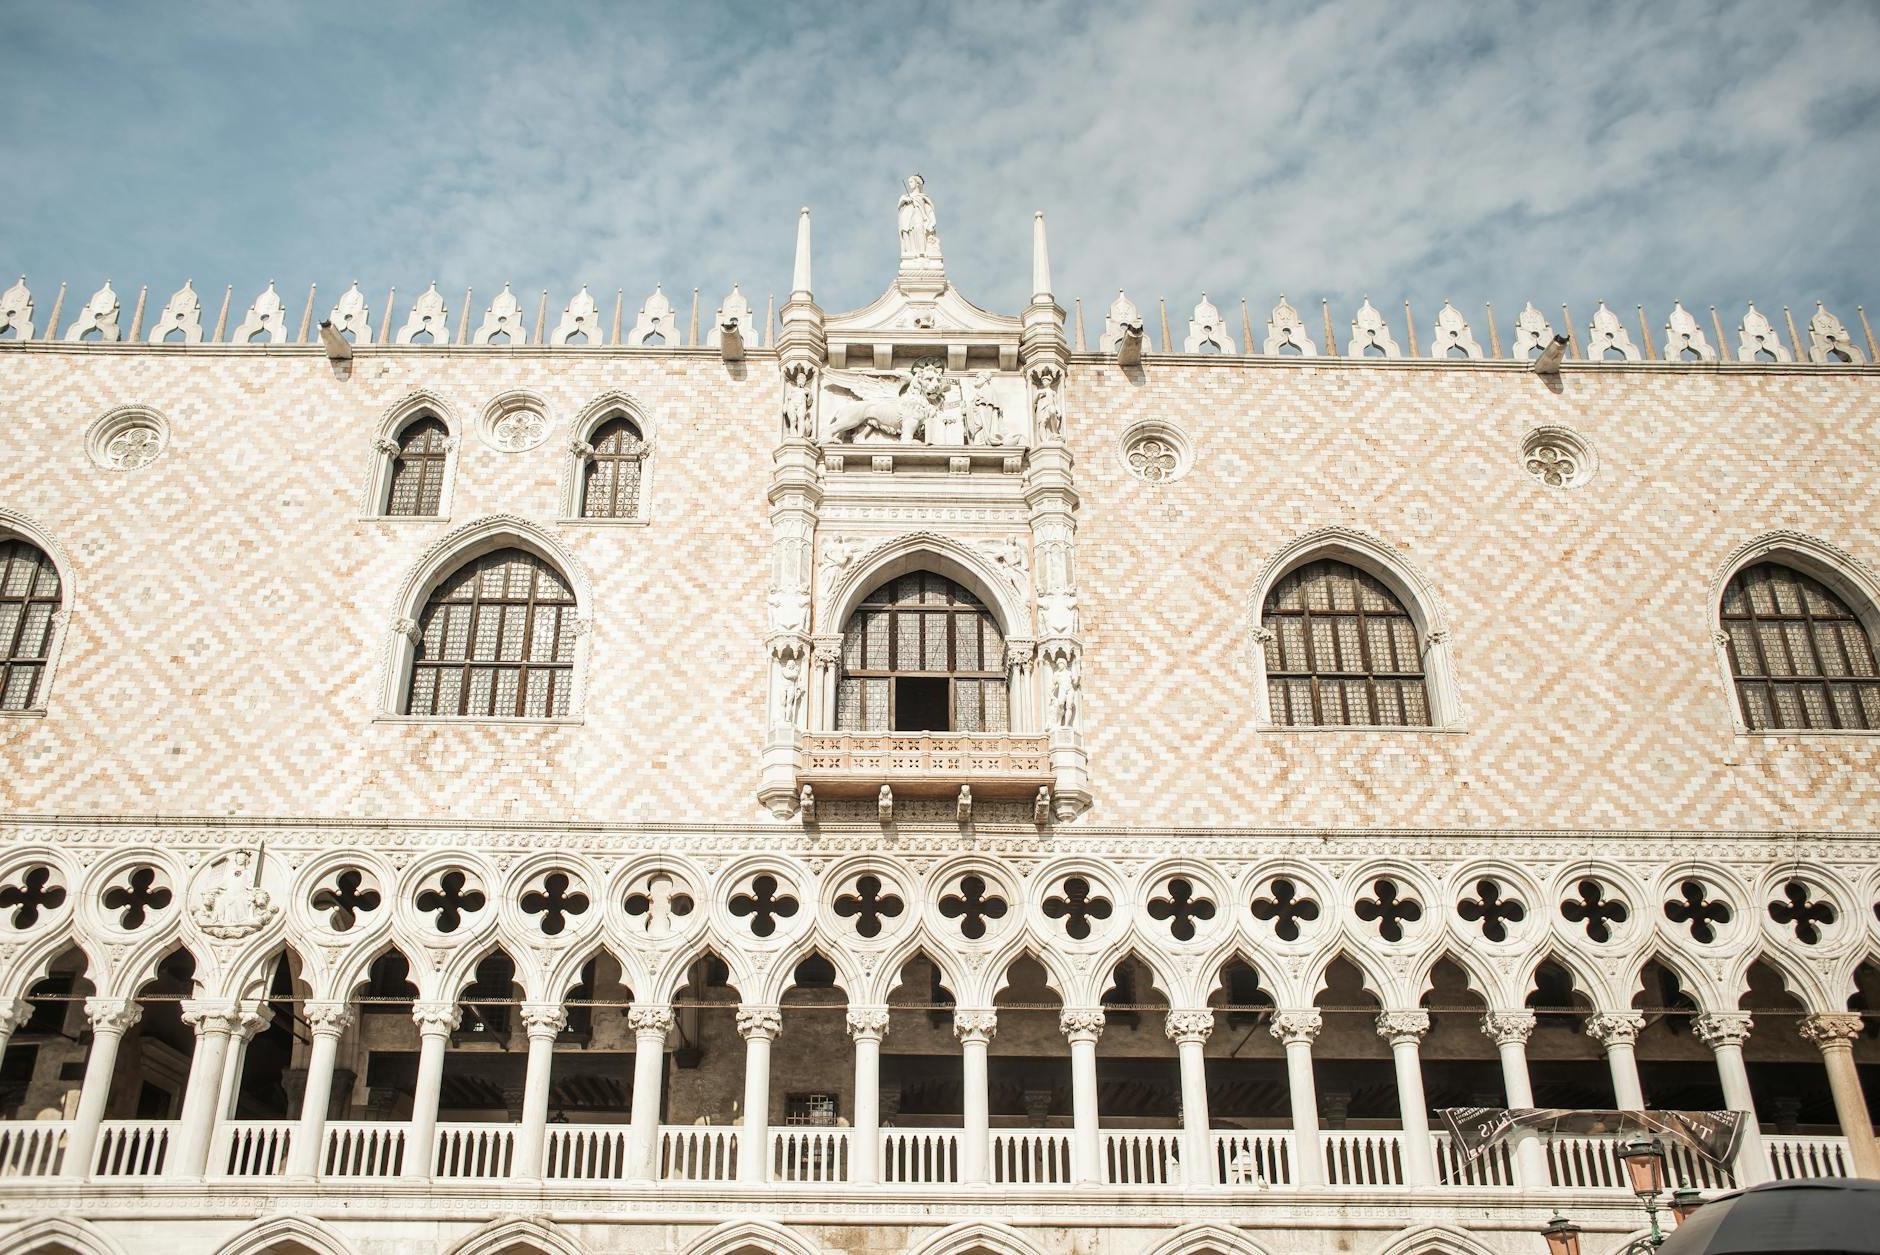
(1708, 530), (1880, 737)
(1245, 527), (1465, 732)
(560, 390), (656, 525)
(376, 515), (592, 724)
(363, 390), (461, 521)
(477, 389), (554, 454)
(84, 404), (171, 472)
(0, 509), (75, 718)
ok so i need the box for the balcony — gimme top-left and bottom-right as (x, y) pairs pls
(798, 731), (1053, 800)
(0, 1120), (1852, 1193)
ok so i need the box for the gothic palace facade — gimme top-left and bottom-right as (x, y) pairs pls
(0, 182), (1876, 1255)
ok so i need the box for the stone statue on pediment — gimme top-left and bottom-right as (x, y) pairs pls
(897, 174), (941, 261)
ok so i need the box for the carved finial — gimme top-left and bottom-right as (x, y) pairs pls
(793, 207), (813, 298)
(472, 283), (527, 345)
(550, 285), (602, 346)
(64, 279), (122, 343)
(1100, 290), (1146, 357)
(706, 284), (754, 350)
(1262, 295), (1317, 355)
(1807, 302), (1864, 364)
(326, 282), (371, 345)
(0, 276), (34, 339)
(627, 284), (679, 346)
(1031, 211), (1052, 303)
(1662, 301), (1716, 362)
(233, 280), (288, 345)
(1430, 300), (1483, 359)
(149, 280), (203, 344)
(1347, 297), (1400, 358)
(1183, 293), (1235, 353)
(395, 282), (449, 345)
(1737, 302), (1792, 362)
(1587, 301), (1640, 361)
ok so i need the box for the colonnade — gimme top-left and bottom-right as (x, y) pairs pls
(17, 993), (1880, 1185)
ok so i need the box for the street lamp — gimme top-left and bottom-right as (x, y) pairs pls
(1541, 1212), (1582, 1255)
(1540, 1138), (1687, 1255)
(1670, 1187), (1706, 1224)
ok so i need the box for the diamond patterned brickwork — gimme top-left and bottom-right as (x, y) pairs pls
(1065, 360), (1880, 832)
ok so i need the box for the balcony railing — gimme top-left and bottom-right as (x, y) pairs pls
(799, 731), (1052, 798)
(0, 1120), (1853, 1191)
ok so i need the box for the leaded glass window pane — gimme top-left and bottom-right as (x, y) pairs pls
(386, 417), (448, 517)
(1721, 562), (1880, 730)
(0, 539), (61, 711)
(407, 547), (577, 718)
(834, 571), (1008, 732)
(1259, 559), (1430, 727)
(580, 417), (645, 519)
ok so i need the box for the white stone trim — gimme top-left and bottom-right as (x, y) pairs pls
(1706, 529), (1880, 736)
(0, 507), (76, 716)
(1246, 525), (1466, 731)
(362, 389), (462, 519)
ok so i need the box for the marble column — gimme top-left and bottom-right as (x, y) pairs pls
(1271, 1010), (1323, 1186)
(847, 1006), (890, 1185)
(954, 1009), (996, 1185)
(402, 1001), (459, 1178)
(1585, 1012), (1647, 1109)
(286, 1002), (352, 1178)
(1483, 1010), (1549, 1188)
(513, 1003), (566, 1179)
(1376, 1010), (1436, 1186)
(1695, 1012), (1768, 1186)
(1166, 1009), (1214, 1187)
(65, 998), (141, 1178)
(626, 1004), (673, 1182)
(1062, 1008), (1105, 1186)
(736, 1005), (780, 1184)
(218, 1002), (272, 1119)
(1799, 1013), (1880, 1179)
(170, 1000), (240, 1177)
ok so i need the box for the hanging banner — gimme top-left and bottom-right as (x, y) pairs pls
(1438, 1108), (1744, 1167)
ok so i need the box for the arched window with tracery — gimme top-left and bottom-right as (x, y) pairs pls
(385, 416), (449, 516)
(407, 548), (576, 718)
(837, 572), (1007, 732)
(1721, 561), (1879, 731)
(579, 416), (646, 519)
(0, 538), (61, 711)
(1261, 558), (1429, 726)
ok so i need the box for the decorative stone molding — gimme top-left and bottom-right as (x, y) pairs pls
(471, 284), (529, 345)
(1099, 290), (1146, 354)
(1164, 1009), (1214, 1044)
(1798, 1013), (1863, 1045)
(629, 1004), (676, 1037)
(1347, 298), (1400, 358)
(1737, 303), (1792, 362)
(1586, 301), (1640, 361)
(0, 275), (34, 339)
(846, 1006), (892, 1041)
(953, 1009), (997, 1043)
(64, 280), (121, 342)
(149, 280), (203, 344)
(1430, 301), (1483, 359)
(1119, 420), (1194, 485)
(1481, 1010), (1537, 1046)
(707, 284), (756, 349)
(1182, 294), (1235, 353)
(1263, 296), (1317, 355)
(1693, 1011), (1753, 1049)
(1269, 1010), (1323, 1046)
(84, 404), (170, 472)
(327, 282), (372, 344)
(1511, 303), (1556, 358)
(1584, 1012), (1645, 1047)
(1374, 1010), (1430, 1045)
(394, 283), (450, 345)
(1059, 1008), (1105, 1041)
(627, 284), (681, 346)
(1663, 301), (1716, 361)
(232, 282), (289, 344)
(736, 1005), (782, 1040)
(1808, 303), (1865, 363)
(549, 285), (604, 346)
(479, 390), (552, 453)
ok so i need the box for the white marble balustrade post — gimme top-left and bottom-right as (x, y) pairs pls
(1585, 1012), (1647, 1110)
(287, 1002), (352, 1178)
(65, 998), (141, 1178)
(737, 1005), (780, 1184)
(1483, 1010), (1549, 1188)
(955, 1009), (996, 1185)
(1165, 1010), (1213, 1186)
(170, 999), (240, 1177)
(627, 1004), (673, 1182)
(1695, 1012), (1768, 1186)
(514, 1003), (566, 1179)
(1271, 1010), (1323, 1186)
(848, 1007), (889, 1185)
(402, 1001), (459, 1179)
(1799, 1013), (1880, 1179)
(1376, 1010), (1436, 1186)
(1062, 1008), (1105, 1186)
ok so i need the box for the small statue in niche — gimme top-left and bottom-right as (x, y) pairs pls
(192, 848), (281, 939)
(781, 363), (815, 439)
(897, 174), (941, 261)
(1030, 365), (1064, 441)
(776, 652), (806, 730)
(963, 372), (1003, 445)
(1048, 654), (1082, 730)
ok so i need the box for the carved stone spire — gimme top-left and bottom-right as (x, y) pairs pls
(1031, 211), (1052, 304)
(792, 206), (812, 301)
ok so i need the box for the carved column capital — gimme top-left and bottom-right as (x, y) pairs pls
(1482, 1010), (1537, 1047)
(303, 1001), (354, 1038)
(1585, 1011), (1645, 1047)
(1004, 638), (1037, 670)
(520, 1003), (568, 1039)
(230, 1003), (274, 1043)
(953, 1009), (997, 1044)
(736, 1005), (782, 1041)
(179, 999), (242, 1037)
(846, 1006), (891, 1042)
(810, 634), (845, 669)
(0, 998), (31, 1037)
(1375, 1010), (1430, 1045)
(374, 436), (400, 456)
(1269, 1009), (1323, 1046)
(628, 1004), (675, 1038)
(1694, 1011), (1754, 1049)
(411, 1001), (461, 1037)
(86, 997), (142, 1036)
(1799, 1013), (1865, 1047)
(1059, 1008), (1105, 1043)
(1164, 1009), (1214, 1045)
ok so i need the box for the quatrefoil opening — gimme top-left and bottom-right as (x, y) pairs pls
(1560, 879), (1628, 943)
(729, 874), (799, 939)
(415, 870), (487, 934)
(0, 866), (66, 930)
(101, 866), (172, 930)
(520, 871), (590, 937)
(310, 868), (382, 932)
(1250, 877), (1321, 942)
(1146, 877), (1216, 942)
(1768, 880), (1835, 945)
(833, 874), (905, 940)
(938, 874), (1008, 941)
(1042, 876), (1113, 941)
(1664, 879), (1732, 944)
(1456, 878), (1526, 943)
(1354, 877), (1422, 943)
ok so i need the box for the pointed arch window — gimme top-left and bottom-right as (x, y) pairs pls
(837, 572), (1007, 732)
(1261, 559), (1429, 726)
(407, 548), (577, 718)
(385, 416), (450, 517)
(1721, 561), (1879, 731)
(0, 538), (61, 711)
(579, 416), (646, 519)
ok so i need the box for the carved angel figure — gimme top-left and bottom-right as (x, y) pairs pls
(823, 358), (950, 443)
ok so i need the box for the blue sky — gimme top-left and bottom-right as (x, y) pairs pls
(5, 1), (1879, 344)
